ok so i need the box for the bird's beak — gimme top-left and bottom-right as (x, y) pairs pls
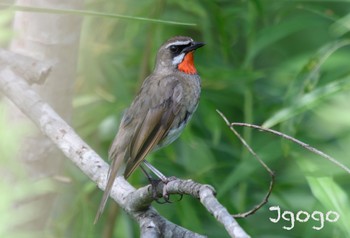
(182, 42), (205, 53)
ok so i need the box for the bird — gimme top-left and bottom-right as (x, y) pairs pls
(94, 36), (205, 223)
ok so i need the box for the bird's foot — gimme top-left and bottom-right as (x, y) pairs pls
(148, 178), (163, 201)
(149, 176), (183, 204)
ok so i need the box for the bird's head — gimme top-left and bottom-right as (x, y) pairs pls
(155, 36), (205, 75)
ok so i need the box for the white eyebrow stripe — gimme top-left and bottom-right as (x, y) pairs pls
(165, 40), (192, 48)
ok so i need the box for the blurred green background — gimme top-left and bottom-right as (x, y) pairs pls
(1, 0), (350, 237)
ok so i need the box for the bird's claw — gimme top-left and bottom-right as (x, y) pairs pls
(149, 176), (183, 204)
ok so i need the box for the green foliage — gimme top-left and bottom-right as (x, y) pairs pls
(71, 0), (350, 237)
(2, 0), (350, 237)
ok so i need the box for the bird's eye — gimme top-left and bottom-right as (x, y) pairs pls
(169, 45), (179, 53)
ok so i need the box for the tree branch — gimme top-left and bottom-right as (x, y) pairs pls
(217, 110), (275, 218)
(0, 50), (250, 238)
(0, 48), (53, 85)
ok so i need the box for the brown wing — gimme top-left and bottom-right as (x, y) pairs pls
(124, 97), (181, 178)
(94, 76), (182, 223)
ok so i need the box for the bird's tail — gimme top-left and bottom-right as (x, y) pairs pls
(94, 157), (125, 224)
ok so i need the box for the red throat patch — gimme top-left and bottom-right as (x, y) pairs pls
(178, 51), (197, 75)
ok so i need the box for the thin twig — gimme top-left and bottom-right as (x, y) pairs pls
(230, 122), (350, 174)
(216, 109), (350, 218)
(217, 110), (275, 218)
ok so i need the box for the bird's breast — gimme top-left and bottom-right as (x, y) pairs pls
(156, 74), (201, 149)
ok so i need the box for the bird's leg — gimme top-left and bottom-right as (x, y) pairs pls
(139, 163), (156, 182)
(142, 161), (179, 203)
(143, 160), (167, 182)
(139, 164), (165, 203)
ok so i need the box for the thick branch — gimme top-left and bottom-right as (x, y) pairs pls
(0, 48), (52, 85)
(127, 179), (249, 238)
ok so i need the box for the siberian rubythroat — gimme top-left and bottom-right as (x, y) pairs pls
(95, 36), (204, 222)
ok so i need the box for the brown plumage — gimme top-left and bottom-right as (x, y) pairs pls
(94, 36), (204, 223)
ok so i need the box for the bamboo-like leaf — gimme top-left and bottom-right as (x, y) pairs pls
(285, 40), (350, 102)
(246, 16), (321, 63)
(263, 75), (350, 128)
(331, 13), (350, 36)
(298, 158), (350, 236)
(0, 3), (196, 26)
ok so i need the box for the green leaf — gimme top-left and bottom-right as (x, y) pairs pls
(298, 158), (350, 236)
(263, 75), (350, 128)
(246, 15), (321, 62)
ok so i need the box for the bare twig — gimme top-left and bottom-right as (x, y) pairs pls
(217, 110), (274, 175)
(230, 122), (350, 174)
(217, 109), (350, 218)
(217, 110), (275, 218)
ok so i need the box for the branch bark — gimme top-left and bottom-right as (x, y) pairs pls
(0, 50), (250, 238)
(0, 48), (52, 85)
